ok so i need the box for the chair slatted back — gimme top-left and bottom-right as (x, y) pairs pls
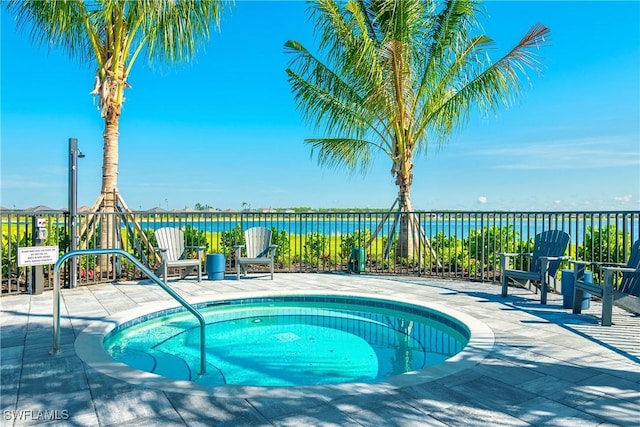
(531, 230), (570, 277)
(154, 227), (185, 262)
(619, 239), (640, 296)
(245, 227), (272, 258)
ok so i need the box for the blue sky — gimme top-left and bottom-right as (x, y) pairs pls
(1, 1), (639, 211)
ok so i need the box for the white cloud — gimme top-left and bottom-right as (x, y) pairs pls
(473, 136), (640, 170)
(477, 196), (487, 204)
(613, 194), (633, 203)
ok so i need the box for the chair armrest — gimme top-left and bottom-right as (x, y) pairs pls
(233, 245), (245, 256)
(499, 252), (532, 269)
(601, 266), (638, 274)
(601, 266), (639, 287)
(592, 261), (627, 268)
(185, 246), (205, 258)
(155, 247), (168, 261)
(570, 260), (631, 282)
(537, 256), (570, 276)
(539, 255), (571, 262)
(268, 244), (278, 257)
(499, 252), (532, 257)
(568, 260), (592, 266)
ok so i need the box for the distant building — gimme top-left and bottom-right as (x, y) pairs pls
(145, 207), (168, 213)
(25, 205), (57, 212)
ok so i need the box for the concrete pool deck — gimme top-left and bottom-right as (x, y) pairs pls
(1, 273), (639, 426)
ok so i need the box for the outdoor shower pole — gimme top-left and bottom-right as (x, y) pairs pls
(68, 138), (84, 288)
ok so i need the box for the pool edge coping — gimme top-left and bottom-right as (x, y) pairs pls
(75, 288), (495, 399)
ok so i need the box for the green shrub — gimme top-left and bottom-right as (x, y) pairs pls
(340, 229), (372, 261)
(270, 227), (290, 265)
(183, 225), (209, 258)
(579, 224), (631, 264)
(304, 232), (328, 267)
(2, 233), (28, 278)
(220, 225), (244, 260)
(468, 225), (519, 267)
(578, 224), (633, 282)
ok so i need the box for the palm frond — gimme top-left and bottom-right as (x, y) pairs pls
(286, 67), (390, 143)
(304, 137), (377, 174)
(285, 37), (393, 146)
(286, 0), (551, 191)
(136, 0), (227, 64)
(7, 0), (93, 63)
(427, 23), (551, 139)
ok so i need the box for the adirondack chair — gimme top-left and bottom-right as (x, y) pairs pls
(572, 239), (640, 326)
(501, 230), (571, 304)
(234, 227), (278, 279)
(154, 227), (204, 282)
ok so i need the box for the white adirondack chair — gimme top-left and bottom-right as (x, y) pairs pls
(501, 230), (571, 304)
(234, 227), (278, 279)
(154, 227), (204, 282)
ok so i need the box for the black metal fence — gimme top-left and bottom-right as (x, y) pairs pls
(2, 209), (639, 295)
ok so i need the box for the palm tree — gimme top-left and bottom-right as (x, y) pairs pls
(285, 0), (550, 260)
(8, 0), (228, 272)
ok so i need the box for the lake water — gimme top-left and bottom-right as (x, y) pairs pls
(137, 218), (639, 244)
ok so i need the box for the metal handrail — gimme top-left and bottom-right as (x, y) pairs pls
(52, 248), (207, 375)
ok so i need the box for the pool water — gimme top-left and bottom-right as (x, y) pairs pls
(104, 297), (469, 387)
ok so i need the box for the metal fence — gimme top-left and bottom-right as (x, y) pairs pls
(2, 209), (639, 295)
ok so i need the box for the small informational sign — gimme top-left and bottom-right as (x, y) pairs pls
(17, 246), (59, 267)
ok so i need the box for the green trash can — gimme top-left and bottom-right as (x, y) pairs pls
(348, 247), (366, 274)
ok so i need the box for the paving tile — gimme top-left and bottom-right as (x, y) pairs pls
(1, 347), (23, 371)
(272, 406), (363, 427)
(518, 375), (575, 396)
(509, 395), (602, 426)
(574, 393), (640, 427)
(338, 398), (447, 427)
(92, 389), (177, 426)
(574, 372), (640, 402)
(450, 375), (537, 410)
(2, 274), (640, 426)
(165, 393), (269, 426)
(393, 381), (472, 414)
(245, 392), (331, 420)
(470, 357), (546, 386)
(14, 389), (96, 427)
(428, 402), (528, 427)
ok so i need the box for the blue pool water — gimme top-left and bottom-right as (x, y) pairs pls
(103, 296), (470, 387)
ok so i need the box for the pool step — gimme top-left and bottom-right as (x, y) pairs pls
(118, 348), (192, 380)
(150, 350), (193, 380)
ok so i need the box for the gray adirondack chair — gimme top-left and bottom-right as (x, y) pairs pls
(572, 239), (640, 326)
(501, 230), (571, 304)
(234, 227), (278, 279)
(154, 227), (204, 282)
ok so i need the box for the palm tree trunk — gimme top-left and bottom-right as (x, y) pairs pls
(97, 85), (122, 274)
(395, 146), (420, 260)
(398, 185), (419, 260)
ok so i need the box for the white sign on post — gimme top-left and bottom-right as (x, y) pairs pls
(18, 246), (59, 267)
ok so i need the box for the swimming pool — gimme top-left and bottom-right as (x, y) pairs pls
(76, 291), (494, 397)
(103, 295), (469, 387)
